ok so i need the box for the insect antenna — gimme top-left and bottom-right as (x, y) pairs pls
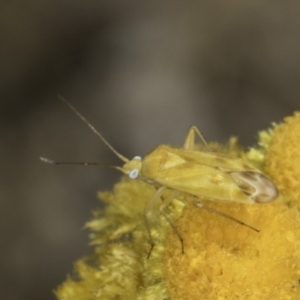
(196, 202), (260, 232)
(57, 95), (129, 163)
(40, 157), (124, 172)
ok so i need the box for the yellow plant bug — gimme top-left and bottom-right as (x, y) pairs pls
(40, 96), (278, 258)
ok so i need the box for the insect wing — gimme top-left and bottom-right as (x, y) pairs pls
(141, 145), (253, 204)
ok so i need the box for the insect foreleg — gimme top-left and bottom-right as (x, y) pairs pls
(159, 190), (184, 254)
(144, 186), (167, 259)
(183, 126), (212, 151)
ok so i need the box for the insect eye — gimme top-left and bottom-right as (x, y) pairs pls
(129, 169), (139, 179)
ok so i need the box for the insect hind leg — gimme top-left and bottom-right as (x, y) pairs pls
(183, 126), (212, 151)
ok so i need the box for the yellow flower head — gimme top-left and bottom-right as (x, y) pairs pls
(265, 112), (300, 202)
(56, 113), (300, 300)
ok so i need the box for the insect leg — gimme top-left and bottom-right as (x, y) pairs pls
(144, 186), (167, 258)
(183, 126), (212, 151)
(159, 190), (184, 254)
(195, 201), (259, 232)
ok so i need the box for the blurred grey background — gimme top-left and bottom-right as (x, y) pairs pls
(1, 1), (300, 299)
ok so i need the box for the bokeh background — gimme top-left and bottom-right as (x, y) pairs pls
(1, 1), (300, 299)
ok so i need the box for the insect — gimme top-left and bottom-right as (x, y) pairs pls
(41, 96), (278, 258)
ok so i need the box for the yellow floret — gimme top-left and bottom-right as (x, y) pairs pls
(165, 199), (300, 300)
(265, 112), (300, 202)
